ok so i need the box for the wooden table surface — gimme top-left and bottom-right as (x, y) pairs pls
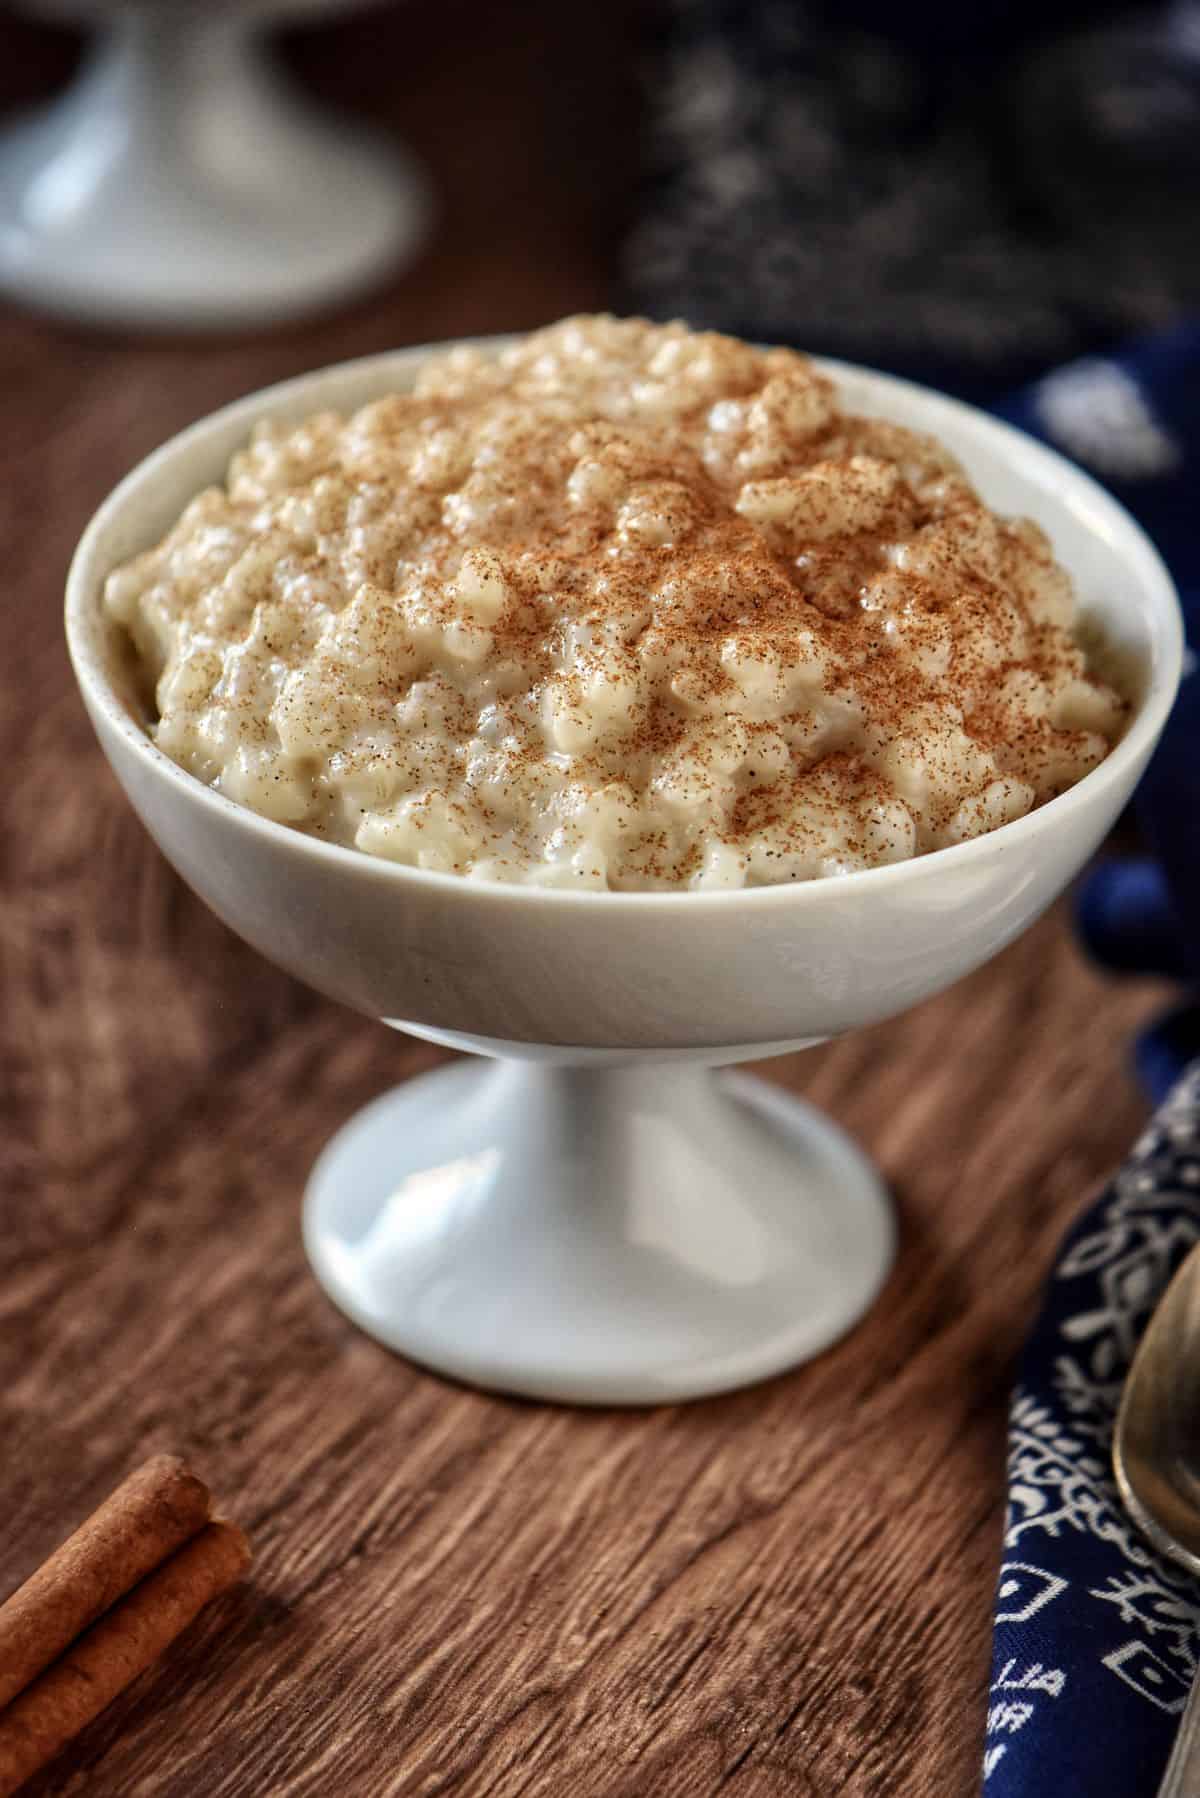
(0, 7), (1171, 1793)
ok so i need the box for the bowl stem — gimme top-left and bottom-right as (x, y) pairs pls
(303, 1057), (895, 1404)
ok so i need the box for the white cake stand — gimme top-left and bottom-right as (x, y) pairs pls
(0, 4), (431, 328)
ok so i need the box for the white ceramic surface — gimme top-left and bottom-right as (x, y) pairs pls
(304, 1063), (894, 1403)
(0, 10), (430, 329)
(65, 339), (1183, 1403)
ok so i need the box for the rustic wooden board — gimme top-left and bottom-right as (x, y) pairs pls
(0, 6), (1169, 1791)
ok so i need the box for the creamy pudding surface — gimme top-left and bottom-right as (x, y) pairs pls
(105, 316), (1126, 890)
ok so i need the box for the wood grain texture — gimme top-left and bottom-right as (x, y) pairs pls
(0, 6), (1172, 1792)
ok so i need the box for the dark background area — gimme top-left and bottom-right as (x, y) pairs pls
(6, 0), (1199, 389)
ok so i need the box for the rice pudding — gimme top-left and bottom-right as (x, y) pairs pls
(104, 316), (1126, 891)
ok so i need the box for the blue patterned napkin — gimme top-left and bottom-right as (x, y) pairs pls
(983, 331), (1200, 1792)
(984, 1065), (1200, 1792)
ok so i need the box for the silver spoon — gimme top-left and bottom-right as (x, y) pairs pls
(1114, 1240), (1200, 1797)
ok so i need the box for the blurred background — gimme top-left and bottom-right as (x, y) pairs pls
(2, 0), (1197, 383)
(0, 0), (643, 337)
(627, 0), (1200, 398)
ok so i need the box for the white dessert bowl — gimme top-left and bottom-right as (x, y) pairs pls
(65, 341), (1183, 1404)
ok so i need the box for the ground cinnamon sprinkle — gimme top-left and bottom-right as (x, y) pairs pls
(104, 315), (1127, 890)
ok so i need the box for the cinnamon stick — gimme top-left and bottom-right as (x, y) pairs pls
(0, 1455), (211, 1711)
(0, 1521), (251, 1797)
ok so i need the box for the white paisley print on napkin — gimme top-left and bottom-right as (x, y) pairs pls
(986, 1066), (1200, 1780)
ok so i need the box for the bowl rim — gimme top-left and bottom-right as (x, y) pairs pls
(65, 335), (1185, 913)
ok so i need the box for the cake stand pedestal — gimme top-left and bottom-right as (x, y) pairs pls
(0, 8), (431, 328)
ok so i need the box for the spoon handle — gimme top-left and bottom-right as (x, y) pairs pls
(1158, 1667), (1200, 1797)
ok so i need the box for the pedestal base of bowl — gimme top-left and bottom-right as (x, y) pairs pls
(303, 1059), (895, 1405)
(0, 13), (431, 329)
